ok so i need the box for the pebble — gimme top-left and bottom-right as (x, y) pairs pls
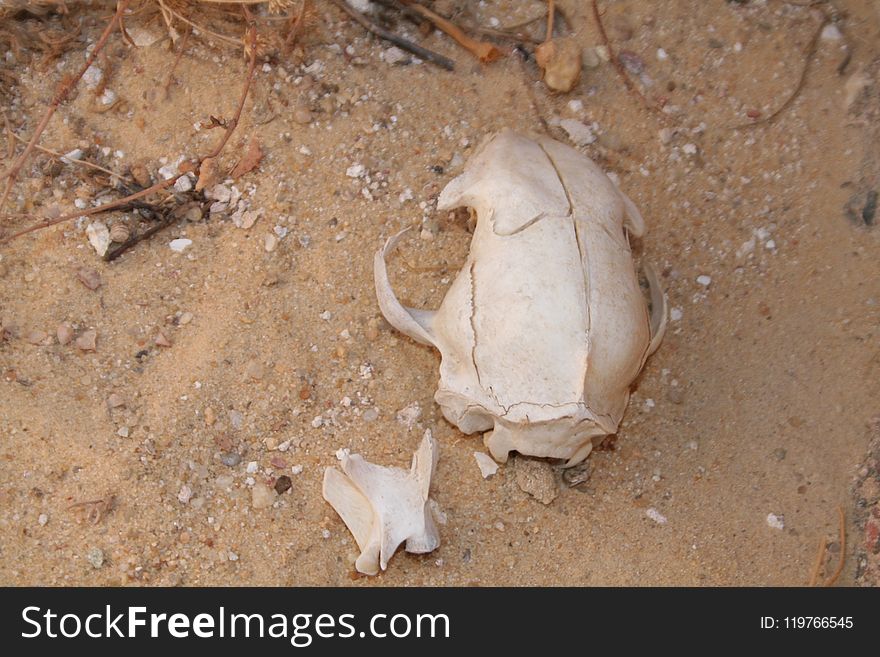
(117, 426), (129, 438)
(617, 50), (644, 75)
(395, 402), (421, 429)
(76, 266), (102, 290)
(474, 452), (499, 479)
(234, 210), (260, 230)
(86, 547), (104, 569)
(658, 127), (675, 145)
(169, 238), (192, 253)
(206, 184), (232, 203)
(536, 38), (582, 93)
(293, 106), (313, 124)
(38, 513), (48, 526)
(291, 464), (304, 475)
(86, 221), (111, 257)
(221, 452), (241, 467)
(251, 483), (274, 509)
(264, 234), (278, 252)
(154, 331), (172, 347)
(696, 275), (712, 287)
(820, 24), (842, 41)
(25, 329), (47, 345)
(772, 448), (787, 461)
(174, 175), (193, 193)
(581, 46), (601, 68)
(670, 307), (683, 321)
(562, 461), (592, 489)
(346, 164), (365, 178)
(177, 484), (193, 504)
(57, 323), (74, 345)
(646, 508), (668, 525)
(383, 46), (409, 65)
(245, 360), (264, 381)
(179, 312), (194, 325)
(514, 457), (558, 505)
(107, 393), (126, 408)
(246, 461), (259, 474)
(682, 143), (698, 155)
(766, 513), (785, 530)
(362, 408), (379, 422)
(274, 475), (292, 494)
(204, 406), (216, 426)
(75, 329), (97, 352)
(559, 119), (596, 147)
(215, 474), (234, 489)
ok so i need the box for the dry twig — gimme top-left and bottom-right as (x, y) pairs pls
(0, 0), (131, 214)
(401, 1), (503, 63)
(1, 19), (258, 245)
(329, 0), (454, 70)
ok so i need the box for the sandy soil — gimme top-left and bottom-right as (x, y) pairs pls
(1, 0), (878, 586)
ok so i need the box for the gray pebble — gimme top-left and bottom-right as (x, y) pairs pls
(221, 452), (242, 467)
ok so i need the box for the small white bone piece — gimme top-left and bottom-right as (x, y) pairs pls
(322, 429), (440, 575)
(473, 451), (499, 479)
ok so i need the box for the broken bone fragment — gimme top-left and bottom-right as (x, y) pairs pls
(374, 130), (667, 467)
(322, 429), (440, 576)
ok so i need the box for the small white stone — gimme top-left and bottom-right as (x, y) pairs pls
(38, 513), (49, 526)
(567, 99), (584, 113)
(117, 426), (129, 438)
(246, 461), (258, 474)
(319, 310), (332, 321)
(682, 143), (698, 155)
(383, 46), (409, 65)
(264, 234), (278, 252)
(62, 148), (83, 163)
(820, 24), (842, 41)
(656, 47), (668, 61)
(765, 239), (776, 250)
(174, 175), (193, 193)
(169, 238), (192, 253)
(670, 307), (683, 321)
(646, 508), (667, 525)
(473, 452), (499, 479)
(346, 163), (365, 178)
(291, 464), (304, 475)
(100, 89), (117, 105)
(86, 221), (111, 257)
(766, 513), (784, 530)
(696, 275), (712, 287)
(177, 484), (193, 504)
(559, 119), (596, 147)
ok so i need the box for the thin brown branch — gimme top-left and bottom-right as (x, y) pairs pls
(402, 1), (503, 63)
(328, 0), (454, 71)
(592, 0), (665, 118)
(0, 0), (131, 214)
(9, 132), (119, 178)
(0, 23), (258, 245)
(734, 11), (829, 129)
(163, 25), (191, 99)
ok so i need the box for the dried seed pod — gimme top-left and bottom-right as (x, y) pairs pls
(109, 223), (130, 243)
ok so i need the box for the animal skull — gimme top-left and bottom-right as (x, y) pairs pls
(375, 130), (665, 466)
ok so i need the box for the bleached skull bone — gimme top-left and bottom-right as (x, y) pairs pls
(322, 430), (440, 576)
(375, 130), (665, 466)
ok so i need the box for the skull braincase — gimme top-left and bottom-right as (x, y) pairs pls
(375, 130), (664, 466)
